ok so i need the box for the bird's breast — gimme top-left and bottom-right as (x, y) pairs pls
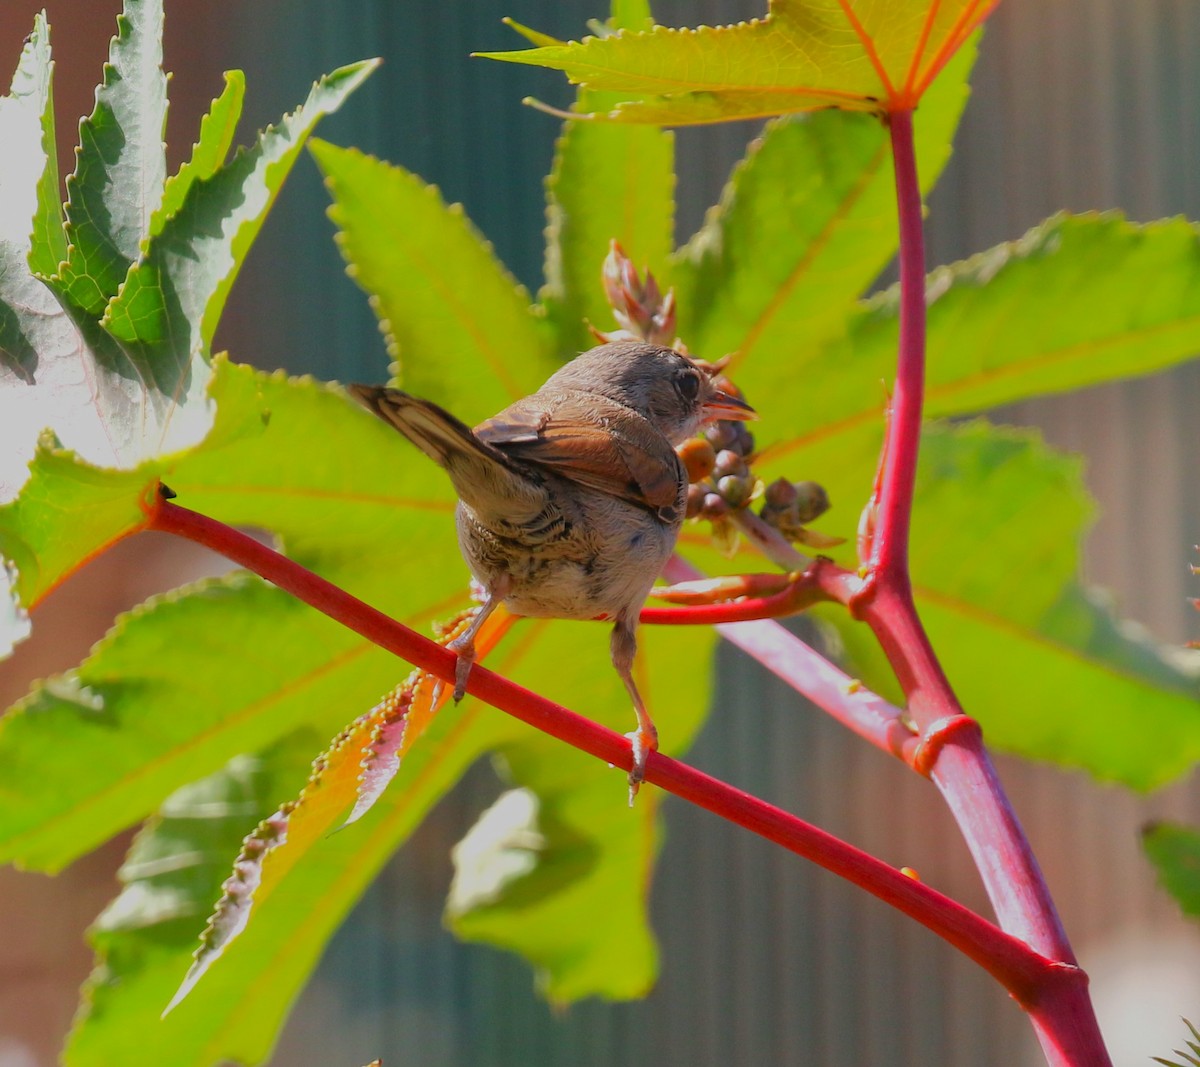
(454, 480), (681, 622)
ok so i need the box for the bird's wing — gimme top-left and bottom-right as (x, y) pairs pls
(348, 385), (546, 517)
(476, 392), (684, 522)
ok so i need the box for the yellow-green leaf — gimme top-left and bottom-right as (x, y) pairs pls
(310, 140), (556, 418)
(479, 0), (1001, 123)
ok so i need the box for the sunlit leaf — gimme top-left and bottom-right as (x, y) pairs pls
(148, 70), (246, 241)
(0, 355), (261, 612)
(811, 212), (1200, 434)
(479, 0), (1000, 122)
(64, 702), (518, 1067)
(53, 0), (167, 315)
(539, 3), (676, 351)
(163, 609), (516, 1010)
(103, 61), (378, 371)
(0, 359), (462, 873)
(0, 8), (372, 500)
(733, 213), (1200, 568)
(68, 741), (315, 1064)
(805, 422), (1200, 789)
(0, 12), (63, 275)
(310, 139), (555, 417)
(672, 35), (974, 369)
(449, 615), (717, 1000)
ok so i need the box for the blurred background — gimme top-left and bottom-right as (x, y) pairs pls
(1, 1), (1199, 1064)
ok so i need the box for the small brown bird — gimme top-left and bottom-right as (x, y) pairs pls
(350, 340), (754, 801)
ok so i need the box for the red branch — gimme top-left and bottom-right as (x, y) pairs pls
(652, 555), (916, 760)
(865, 111), (925, 589)
(143, 490), (1061, 1004)
(849, 109), (1110, 1067)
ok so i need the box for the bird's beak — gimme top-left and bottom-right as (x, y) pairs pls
(703, 388), (757, 422)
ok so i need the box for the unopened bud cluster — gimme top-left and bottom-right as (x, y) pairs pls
(678, 398), (837, 552)
(760, 477), (831, 541)
(682, 417), (758, 522)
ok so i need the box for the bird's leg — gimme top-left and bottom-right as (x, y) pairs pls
(435, 582), (506, 705)
(611, 616), (658, 805)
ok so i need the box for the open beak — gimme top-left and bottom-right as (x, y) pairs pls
(703, 388), (757, 422)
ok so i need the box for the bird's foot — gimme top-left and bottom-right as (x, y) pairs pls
(430, 633), (476, 708)
(624, 724), (659, 806)
(447, 635), (476, 703)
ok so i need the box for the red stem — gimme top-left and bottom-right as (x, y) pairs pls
(144, 491), (1060, 1002)
(656, 555), (915, 759)
(855, 109), (1110, 1066)
(640, 597), (810, 625)
(867, 110), (926, 586)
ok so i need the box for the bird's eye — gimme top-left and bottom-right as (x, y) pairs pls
(677, 370), (702, 401)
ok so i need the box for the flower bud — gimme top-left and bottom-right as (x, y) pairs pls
(713, 448), (748, 479)
(731, 423), (755, 456)
(764, 477), (798, 508)
(678, 438), (717, 482)
(717, 474), (751, 507)
(704, 421), (737, 451)
(792, 481), (831, 524)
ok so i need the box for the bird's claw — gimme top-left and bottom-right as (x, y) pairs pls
(624, 726), (658, 806)
(447, 636), (476, 703)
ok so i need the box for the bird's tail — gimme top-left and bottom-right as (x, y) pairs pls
(348, 385), (545, 519)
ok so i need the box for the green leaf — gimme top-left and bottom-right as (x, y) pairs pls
(66, 696), (519, 1067)
(539, 14), (675, 351)
(609, 0), (652, 32)
(810, 422), (1200, 789)
(0, 41), (371, 502)
(0, 572), (399, 873)
(55, 0), (168, 315)
(310, 140), (555, 417)
(737, 212), (1200, 540)
(1143, 822), (1200, 921)
(0, 11), (65, 276)
(449, 615), (717, 1000)
(672, 35), (974, 369)
(0, 442), (161, 609)
(0, 358), (471, 872)
(164, 609), (517, 1008)
(148, 70), (246, 241)
(0, 11), (60, 357)
(750, 213), (1200, 482)
(0, 252), (192, 501)
(103, 61), (378, 371)
(0, 356), (265, 610)
(879, 212), (1200, 417)
(67, 741), (315, 1064)
(307, 106), (706, 1000)
(479, 0), (997, 122)
(541, 115), (674, 352)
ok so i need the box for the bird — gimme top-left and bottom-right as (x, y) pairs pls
(349, 340), (755, 802)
